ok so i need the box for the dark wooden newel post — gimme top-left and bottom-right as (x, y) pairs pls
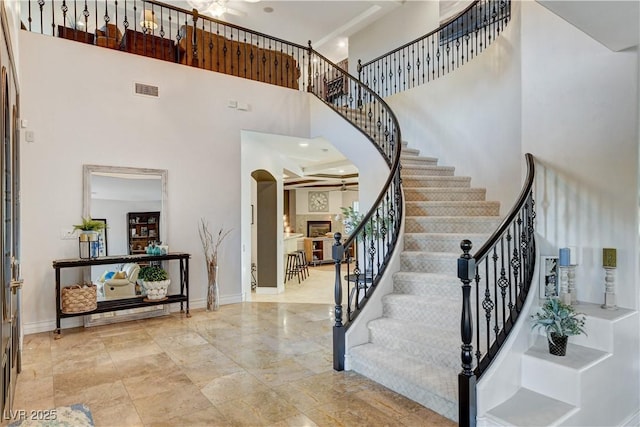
(333, 232), (345, 371)
(458, 239), (477, 427)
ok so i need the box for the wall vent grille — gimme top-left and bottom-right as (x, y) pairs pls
(134, 83), (159, 97)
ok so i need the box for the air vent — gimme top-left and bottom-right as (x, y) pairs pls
(134, 82), (159, 97)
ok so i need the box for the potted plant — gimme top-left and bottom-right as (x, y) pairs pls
(138, 265), (170, 301)
(531, 298), (586, 356)
(73, 217), (106, 259)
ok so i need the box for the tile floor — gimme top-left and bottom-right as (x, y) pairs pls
(13, 266), (456, 426)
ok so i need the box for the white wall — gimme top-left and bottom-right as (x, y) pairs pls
(521, 1), (639, 308)
(348, 1), (440, 76)
(20, 31), (310, 332)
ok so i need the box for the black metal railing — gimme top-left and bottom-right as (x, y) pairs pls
(306, 48), (402, 371)
(358, 0), (511, 98)
(24, 0), (307, 90)
(457, 153), (536, 427)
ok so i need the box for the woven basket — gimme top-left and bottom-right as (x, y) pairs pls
(61, 284), (97, 314)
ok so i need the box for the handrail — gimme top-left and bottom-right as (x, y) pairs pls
(457, 153), (536, 427)
(305, 45), (403, 371)
(358, 0), (511, 97)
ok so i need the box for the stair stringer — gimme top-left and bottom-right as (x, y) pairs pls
(475, 241), (542, 423)
(344, 211), (406, 371)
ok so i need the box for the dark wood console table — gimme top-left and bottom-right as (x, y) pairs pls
(52, 252), (190, 337)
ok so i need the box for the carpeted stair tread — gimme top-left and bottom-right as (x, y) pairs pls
(401, 148), (421, 156)
(402, 176), (472, 188)
(404, 232), (489, 252)
(400, 153), (438, 167)
(368, 318), (460, 368)
(349, 343), (458, 421)
(392, 271), (460, 299)
(404, 187), (487, 202)
(405, 216), (503, 234)
(400, 251), (460, 274)
(401, 165), (455, 176)
(382, 294), (459, 324)
(406, 201), (500, 217)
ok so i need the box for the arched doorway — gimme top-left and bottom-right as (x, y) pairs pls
(251, 170), (278, 290)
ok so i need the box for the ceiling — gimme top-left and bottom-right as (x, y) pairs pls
(537, 0), (639, 51)
(244, 132), (360, 191)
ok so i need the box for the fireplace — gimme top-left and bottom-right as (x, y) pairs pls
(307, 220), (331, 238)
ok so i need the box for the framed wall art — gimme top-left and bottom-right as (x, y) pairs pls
(539, 255), (559, 299)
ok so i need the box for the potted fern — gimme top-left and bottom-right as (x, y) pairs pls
(531, 298), (586, 356)
(138, 265), (170, 301)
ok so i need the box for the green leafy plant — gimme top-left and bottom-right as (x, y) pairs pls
(73, 217), (106, 232)
(531, 298), (586, 342)
(340, 206), (390, 237)
(138, 265), (168, 282)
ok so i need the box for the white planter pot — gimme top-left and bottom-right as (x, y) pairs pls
(141, 279), (170, 300)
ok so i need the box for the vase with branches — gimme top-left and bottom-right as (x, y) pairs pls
(199, 218), (232, 311)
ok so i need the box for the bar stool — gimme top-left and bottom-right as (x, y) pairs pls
(286, 252), (303, 284)
(296, 250), (309, 280)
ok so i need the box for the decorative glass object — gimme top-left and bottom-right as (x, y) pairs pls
(207, 265), (219, 311)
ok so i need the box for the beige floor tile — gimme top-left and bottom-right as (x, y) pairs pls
(14, 376), (54, 407)
(200, 371), (271, 405)
(14, 298), (456, 427)
(89, 400), (144, 427)
(122, 370), (193, 400)
(214, 390), (301, 426)
(157, 406), (229, 427)
(132, 384), (212, 424)
(182, 357), (244, 388)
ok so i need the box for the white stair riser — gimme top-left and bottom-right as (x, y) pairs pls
(405, 217), (502, 234)
(406, 202), (500, 217)
(404, 188), (486, 202)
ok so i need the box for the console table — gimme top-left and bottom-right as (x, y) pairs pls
(52, 252), (190, 337)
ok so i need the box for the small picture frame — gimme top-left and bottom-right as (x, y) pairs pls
(539, 255), (559, 299)
(93, 218), (108, 257)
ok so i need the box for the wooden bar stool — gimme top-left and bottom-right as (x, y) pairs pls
(286, 252), (303, 284)
(296, 250), (309, 280)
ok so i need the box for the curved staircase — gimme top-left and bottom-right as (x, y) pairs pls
(349, 141), (503, 422)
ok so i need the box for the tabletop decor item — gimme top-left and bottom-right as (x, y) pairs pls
(73, 217), (107, 259)
(531, 298), (586, 356)
(199, 218), (232, 311)
(138, 265), (170, 301)
(602, 248), (618, 310)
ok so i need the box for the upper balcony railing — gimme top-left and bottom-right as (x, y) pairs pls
(24, 0), (307, 90)
(358, 0), (511, 98)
